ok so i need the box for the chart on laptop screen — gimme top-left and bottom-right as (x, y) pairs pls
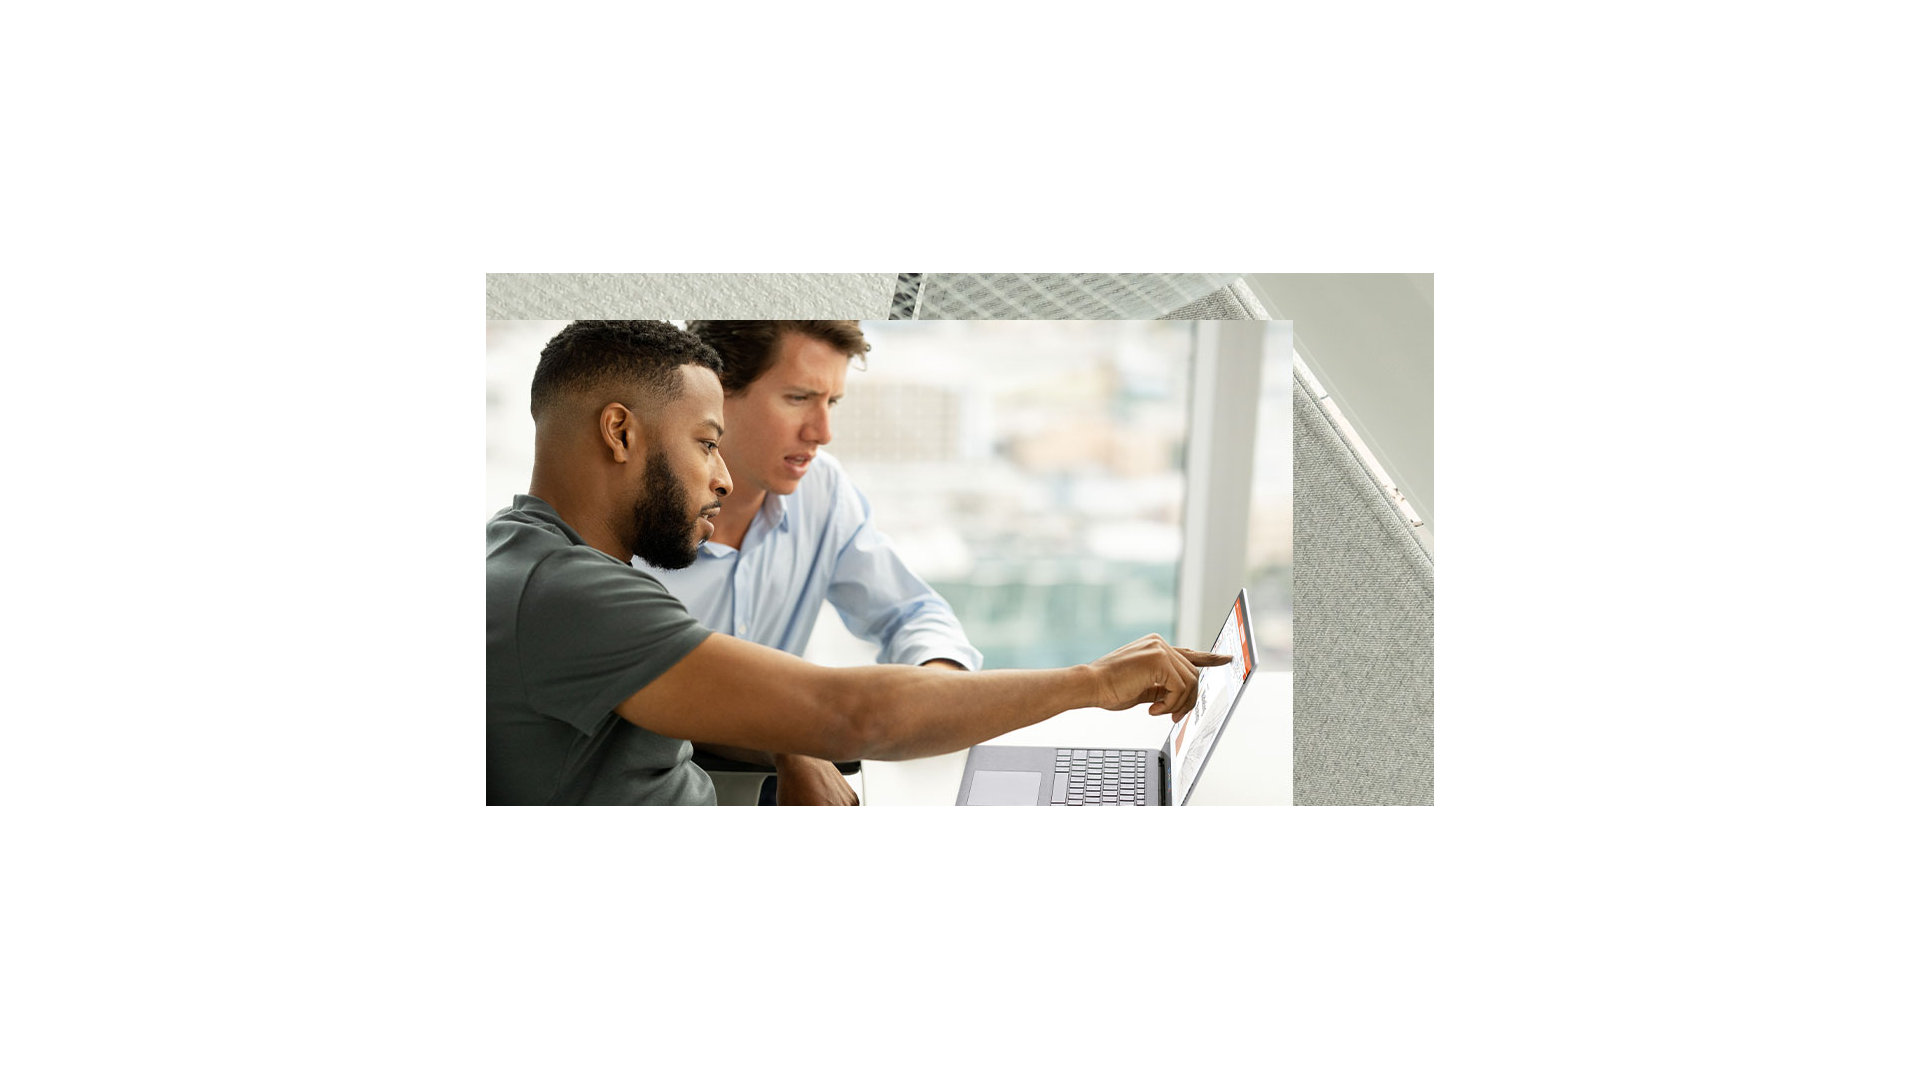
(1165, 593), (1255, 805)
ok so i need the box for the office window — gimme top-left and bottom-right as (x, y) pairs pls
(803, 321), (1194, 669)
(1244, 322), (1294, 670)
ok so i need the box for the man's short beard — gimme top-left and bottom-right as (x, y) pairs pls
(629, 447), (701, 570)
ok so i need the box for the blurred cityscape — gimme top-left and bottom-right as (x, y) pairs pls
(484, 320), (1292, 673)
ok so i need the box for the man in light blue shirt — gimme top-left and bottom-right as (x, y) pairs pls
(648, 320), (982, 804)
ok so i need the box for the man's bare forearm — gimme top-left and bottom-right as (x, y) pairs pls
(827, 663), (1101, 761)
(698, 659), (968, 763)
(621, 633), (1221, 763)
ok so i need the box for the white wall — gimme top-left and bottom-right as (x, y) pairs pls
(1244, 274), (1434, 533)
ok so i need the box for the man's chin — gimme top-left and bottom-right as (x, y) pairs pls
(633, 539), (700, 572)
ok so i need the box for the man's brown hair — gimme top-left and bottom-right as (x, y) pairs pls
(685, 320), (870, 396)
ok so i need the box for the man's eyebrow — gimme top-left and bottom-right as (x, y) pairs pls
(784, 385), (842, 400)
(700, 418), (724, 437)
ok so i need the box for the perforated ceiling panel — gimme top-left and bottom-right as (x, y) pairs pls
(892, 273), (1238, 319)
(485, 273), (895, 319)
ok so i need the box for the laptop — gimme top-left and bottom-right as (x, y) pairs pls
(956, 589), (1259, 805)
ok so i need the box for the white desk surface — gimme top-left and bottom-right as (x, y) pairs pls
(860, 669), (1291, 806)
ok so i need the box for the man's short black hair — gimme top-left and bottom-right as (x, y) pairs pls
(530, 320), (725, 421)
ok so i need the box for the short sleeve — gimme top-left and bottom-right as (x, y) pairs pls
(514, 548), (712, 734)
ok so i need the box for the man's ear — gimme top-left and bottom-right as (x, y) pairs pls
(601, 402), (641, 464)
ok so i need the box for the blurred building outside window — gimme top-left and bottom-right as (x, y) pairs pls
(806, 321), (1192, 670)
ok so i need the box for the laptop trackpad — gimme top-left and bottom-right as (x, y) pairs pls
(965, 770), (1043, 805)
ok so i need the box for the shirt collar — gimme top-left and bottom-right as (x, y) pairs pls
(511, 494), (586, 546)
(761, 489), (791, 533)
(694, 489), (790, 560)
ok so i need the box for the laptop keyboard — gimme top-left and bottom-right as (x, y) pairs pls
(1052, 749), (1151, 805)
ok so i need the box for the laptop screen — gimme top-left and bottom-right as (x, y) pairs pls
(1162, 589), (1258, 805)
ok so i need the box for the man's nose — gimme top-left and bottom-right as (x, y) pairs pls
(807, 403), (832, 446)
(713, 454), (732, 498)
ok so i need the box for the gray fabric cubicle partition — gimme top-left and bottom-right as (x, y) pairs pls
(1291, 365), (1433, 804)
(1173, 278), (1433, 804)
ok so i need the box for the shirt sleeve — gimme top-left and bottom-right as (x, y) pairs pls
(516, 547), (713, 734)
(824, 478), (984, 671)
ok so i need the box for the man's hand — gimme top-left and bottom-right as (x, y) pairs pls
(774, 754), (860, 806)
(1087, 634), (1232, 722)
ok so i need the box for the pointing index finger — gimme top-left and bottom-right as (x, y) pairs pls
(1180, 649), (1234, 667)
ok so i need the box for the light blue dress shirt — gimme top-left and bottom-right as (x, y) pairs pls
(647, 451), (982, 670)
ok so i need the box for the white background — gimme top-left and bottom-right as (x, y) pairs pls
(5, 3), (1913, 1078)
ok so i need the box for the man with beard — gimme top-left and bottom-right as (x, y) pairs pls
(486, 320), (1228, 805)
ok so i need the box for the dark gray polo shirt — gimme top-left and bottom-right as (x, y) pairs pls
(487, 495), (714, 804)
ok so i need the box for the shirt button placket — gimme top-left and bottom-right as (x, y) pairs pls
(733, 548), (752, 633)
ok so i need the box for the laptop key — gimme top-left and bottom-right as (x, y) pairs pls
(1051, 773), (1068, 802)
